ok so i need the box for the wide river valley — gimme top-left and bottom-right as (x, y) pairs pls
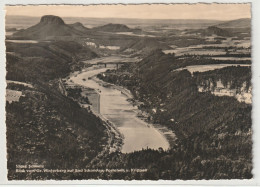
(69, 63), (171, 153)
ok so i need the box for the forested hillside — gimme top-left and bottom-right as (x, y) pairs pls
(6, 40), (108, 180)
(97, 49), (252, 179)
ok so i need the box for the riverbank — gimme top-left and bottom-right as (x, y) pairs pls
(63, 68), (124, 158)
(93, 76), (177, 148)
(67, 65), (173, 153)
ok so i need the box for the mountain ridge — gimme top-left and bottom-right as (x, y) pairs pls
(12, 15), (85, 40)
(214, 18), (251, 28)
(68, 22), (90, 33)
(92, 23), (133, 32)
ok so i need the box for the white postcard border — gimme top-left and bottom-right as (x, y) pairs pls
(0, 0), (259, 186)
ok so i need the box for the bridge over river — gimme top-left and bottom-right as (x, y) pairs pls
(87, 62), (126, 70)
(82, 55), (140, 69)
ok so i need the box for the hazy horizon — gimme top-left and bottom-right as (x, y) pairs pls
(5, 14), (251, 21)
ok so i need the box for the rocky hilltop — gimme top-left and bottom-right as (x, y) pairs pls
(12, 15), (85, 40)
(186, 25), (231, 37)
(68, 22), (89, 33)
(92, 23), (136, 32)
(205, 26), (231, 37)
(40, 15), (65, 25)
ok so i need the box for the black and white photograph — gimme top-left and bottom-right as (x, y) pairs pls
(3, 3), (256, 181)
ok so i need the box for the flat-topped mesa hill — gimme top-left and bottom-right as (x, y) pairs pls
(12, 15), (86, 40)
(92, 23), (140, 33)
(40, 15), (65, 25)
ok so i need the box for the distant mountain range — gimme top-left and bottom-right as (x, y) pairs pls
(6, 15), (251, 31)
(10, 15), (144, 40)
(8, 15), (251, 40)
(214, 18), (251, 28)
(5, 15), (224, 29)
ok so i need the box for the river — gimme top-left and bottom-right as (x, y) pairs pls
(69, 67), (170, 153)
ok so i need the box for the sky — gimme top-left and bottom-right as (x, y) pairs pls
(5, 4), (251, 20)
